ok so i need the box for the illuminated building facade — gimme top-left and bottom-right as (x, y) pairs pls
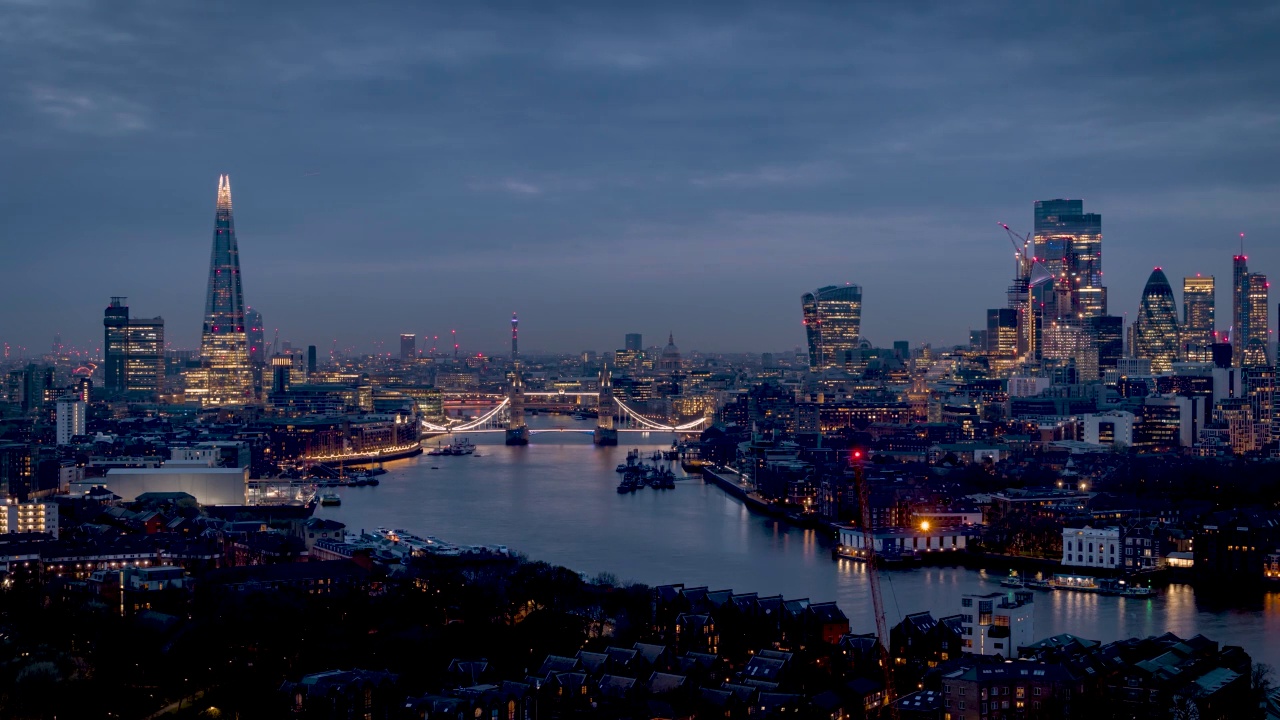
(102, 297), (165, 400)
(1244, 366), (1276, 448)
(246, 307), (265, 400)
(1244, 274), (1270, 367)
(1133, 268), (1181, 374)
(1088, 315), (1124, 371)
(1231, 254), (1270, 367)
(1033, 199), (1106, 321)
(1181, 276), (1215, 362)
(985, 309), (1018, 358)
(195, 175), (253, 406)
(802, 284), (863, 372)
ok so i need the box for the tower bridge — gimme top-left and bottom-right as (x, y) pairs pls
(423, 314), (707, 443)
(421, 393), (708, 437)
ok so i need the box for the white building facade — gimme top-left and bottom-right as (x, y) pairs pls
(959, 591), (1034, 658)
(56, 397), (86, 445)
(1, 500), (58, 538)
(1061, 526), (1122, 569)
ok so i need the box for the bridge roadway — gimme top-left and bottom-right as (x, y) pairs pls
(423, 394), (707, 435)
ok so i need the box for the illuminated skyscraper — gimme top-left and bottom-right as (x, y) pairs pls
(1181, 276), (1215, 362)
(400, 334), (416, 362)
(1087, 315), (1124, 371)
(102, 297), (165, 400)
(195, 175), (253, 407)
(1133, 268), (1181, 374)
(1233, 251), (1271, 368)
(1245, 274), (1270, 367)
(1034, 200), (1105, 321)
(505, 313), (528, 445)
(1233, 253), (1247, 364)
(801, 284), (863, 372)
(245, 307), (265, 400)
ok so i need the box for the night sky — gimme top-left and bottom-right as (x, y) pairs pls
(2, 1), (1277, 355)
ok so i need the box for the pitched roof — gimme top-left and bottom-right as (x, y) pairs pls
(649, 672), (687, 694)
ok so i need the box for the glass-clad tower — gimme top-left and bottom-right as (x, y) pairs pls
(1134, 268), (1181, 373)
(1034, 200), (1105, 320)
(802, 284), (863, 372)
(197, 175), (253, 406)
(1245, 274), (1270, 367)
(1181, 275), (1215, 362)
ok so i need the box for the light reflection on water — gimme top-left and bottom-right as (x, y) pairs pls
(318, 415), (1280, 667)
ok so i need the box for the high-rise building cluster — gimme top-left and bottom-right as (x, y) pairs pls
(102, 297), (165, 400)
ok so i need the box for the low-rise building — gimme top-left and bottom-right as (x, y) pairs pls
(0, 499), (58, 539)
(958, 591), (1034, 659)
(1061, 526), (1122, 569)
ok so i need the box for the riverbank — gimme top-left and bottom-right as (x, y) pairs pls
(701, 466), (1078, 577)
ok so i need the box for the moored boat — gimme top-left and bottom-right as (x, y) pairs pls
(319, 491), (341, 506)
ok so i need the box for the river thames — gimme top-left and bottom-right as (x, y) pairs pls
(315, 414), (1280, 668)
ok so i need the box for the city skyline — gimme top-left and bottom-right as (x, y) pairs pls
(2, 2), (1278, 354)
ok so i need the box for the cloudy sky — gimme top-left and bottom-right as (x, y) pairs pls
(2, 1), (1277, 355)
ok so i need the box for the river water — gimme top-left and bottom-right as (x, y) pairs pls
(314, 414), (1280, 668)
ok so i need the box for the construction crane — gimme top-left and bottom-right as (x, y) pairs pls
(998, 223), (1052, 360)
(852, 449), (897, 717)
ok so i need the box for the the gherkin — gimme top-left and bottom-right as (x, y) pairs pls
(195, 175), (253, 406)
(1134, 268), (1181, 373)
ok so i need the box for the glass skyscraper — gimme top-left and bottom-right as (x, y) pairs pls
(1134, 268), (1181, 374)
(802, 284), (862, 372)
(1181, 275), (1215, 362)
(194, 175), (253, 406)
(1033, 200), (1105, 321)
(102, 297), (165, 400)
(1232, 253), (1271, 367)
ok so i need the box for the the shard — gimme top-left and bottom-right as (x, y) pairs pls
(193, 174), (253, 406)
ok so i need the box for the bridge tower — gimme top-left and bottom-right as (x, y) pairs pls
(505, 312), (529, 445)
(593, 362), (618, 446)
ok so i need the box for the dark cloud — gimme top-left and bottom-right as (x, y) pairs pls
(2, 0), (1277, 354)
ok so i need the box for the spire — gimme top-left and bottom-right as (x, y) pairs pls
(217, 174), (232, 212)
(668, 331), (674, 346)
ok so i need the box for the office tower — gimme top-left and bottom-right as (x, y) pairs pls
(124, 316), (164, 398)
(245, 307), (265, 400)
(103, 297), (130, 394)
(246, 308), (265, 364)
(1034, 199), (1105, 320)
(55, 397), (85, 445)
(1244, 274), (1270, 366)
(1133, 268), (1181, 374)
(1087, 315), (1124, 371)
(400, 334), (416, 362)
(1182, 276), (1215, 362)
(893, 341), (909, 361)
(970, 330), (988, 352)
(625, 333), (642, 352)
(102, 298), (165, 400)
(801, 284), (863, 372)
(1211, 342), (1234, 369)
(307, 345), (317, 375)
(271, 355), (293, 394)
(196, 175), (253, 406)
(986, 309), (1018, 357)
